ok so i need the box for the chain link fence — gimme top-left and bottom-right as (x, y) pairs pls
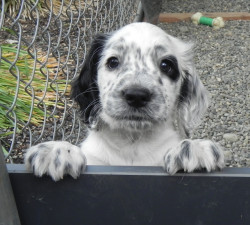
(0, 0), (141, 163)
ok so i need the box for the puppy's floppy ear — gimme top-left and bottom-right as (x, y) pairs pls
(175, 41), (209, 138)
(71, 34), (109, 126)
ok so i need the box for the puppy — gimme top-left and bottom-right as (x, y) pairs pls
(25, 22), (224, 181)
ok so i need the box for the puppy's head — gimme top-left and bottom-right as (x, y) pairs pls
(71, 22), (208, 137)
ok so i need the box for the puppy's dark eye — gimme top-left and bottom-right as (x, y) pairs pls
(160, 59), (173, 73)
(106, 57), (119, 69)
(159, 57), (180, 81)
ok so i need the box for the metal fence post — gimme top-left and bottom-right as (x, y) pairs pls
(141, 0), (162, 24)
(0, 144), (21, 225)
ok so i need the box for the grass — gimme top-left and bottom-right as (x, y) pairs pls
(0, 43), (70, 140)
(1, 0), (73, 154)
(4, 0), (46, 19)
(3, 0), (72, 19)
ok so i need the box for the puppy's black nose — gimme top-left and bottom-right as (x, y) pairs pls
(122, 88), (152, 108)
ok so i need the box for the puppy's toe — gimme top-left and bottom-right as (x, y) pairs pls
(25, 141), (87, 181)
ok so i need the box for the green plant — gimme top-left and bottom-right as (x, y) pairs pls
(3, 0), (72, 19)
(0, 44), (70, 139)
(3, 0), (46, 19)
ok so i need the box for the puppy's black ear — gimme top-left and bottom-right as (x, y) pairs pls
(71, 34), (109, 126)
(166, 35), (209, 138)
(165, 35), (209, 138)
(177, 70), (209, 138)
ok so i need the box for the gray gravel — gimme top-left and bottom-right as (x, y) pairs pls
(159, 0), (249, 167)
(161, 0), (250, 13)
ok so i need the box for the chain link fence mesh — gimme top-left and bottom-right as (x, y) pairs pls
(0, 0), (141, 163)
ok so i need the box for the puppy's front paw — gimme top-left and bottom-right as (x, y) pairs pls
(164, 139), (224, 175)
(25, 141), (87, 181)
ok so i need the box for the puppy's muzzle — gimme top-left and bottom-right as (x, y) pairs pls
(122, 87), (152, 108)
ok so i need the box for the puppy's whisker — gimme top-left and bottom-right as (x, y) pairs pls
(89, 46), (104, 66)
(74, 87), (99, 99)
(89, 103), (102, 118)
(86, 81), (99, 87)
(81, 99), (100, 120)
(82, 99), (100, 113)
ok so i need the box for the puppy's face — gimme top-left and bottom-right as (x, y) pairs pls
(98, 23), (184, 130)
(72, 23), (208, 136)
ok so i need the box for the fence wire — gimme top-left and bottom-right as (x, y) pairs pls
(0, 0), (141, 163)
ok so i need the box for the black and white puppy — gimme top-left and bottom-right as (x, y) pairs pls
(25, 23), (224, 181)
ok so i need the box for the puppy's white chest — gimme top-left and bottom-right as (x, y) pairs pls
(81, 128), (180, 167)
(108, 144), (166, 166)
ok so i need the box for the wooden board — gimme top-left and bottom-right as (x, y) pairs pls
(159, 12), (250, 23)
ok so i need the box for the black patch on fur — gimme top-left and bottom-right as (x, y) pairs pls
(71, 34), (110, 125)
(28, 151), (38, 165)
(158, 77), (163, 85)
(175, 156), (183, 169)
(185, 129), (190, 138)
(64, 163), (72, 174)
(165, 155), (171, 166)
(54, 149), (61, 169)
(136, 48), (142, 60)
(177, 71), (191, 138)
(178, 71), (190, 104)
(79, 164), (85, 174)
(179, 70), (200, 107)
(211, 144), (220, 162)
(180, 141), (190, 160)
(56, 149), (61, 155)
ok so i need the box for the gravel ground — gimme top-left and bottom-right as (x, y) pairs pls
(159, 0), (249, 167)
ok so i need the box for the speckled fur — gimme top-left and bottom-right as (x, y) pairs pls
(25, 23), (224, 181)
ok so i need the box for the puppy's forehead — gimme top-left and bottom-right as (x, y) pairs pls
(106, 23), (170, 51)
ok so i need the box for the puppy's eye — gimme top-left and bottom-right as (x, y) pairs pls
(159, 57), (180, 81)
(160, 59), (172, 73)
(106, 57), (119, 69)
